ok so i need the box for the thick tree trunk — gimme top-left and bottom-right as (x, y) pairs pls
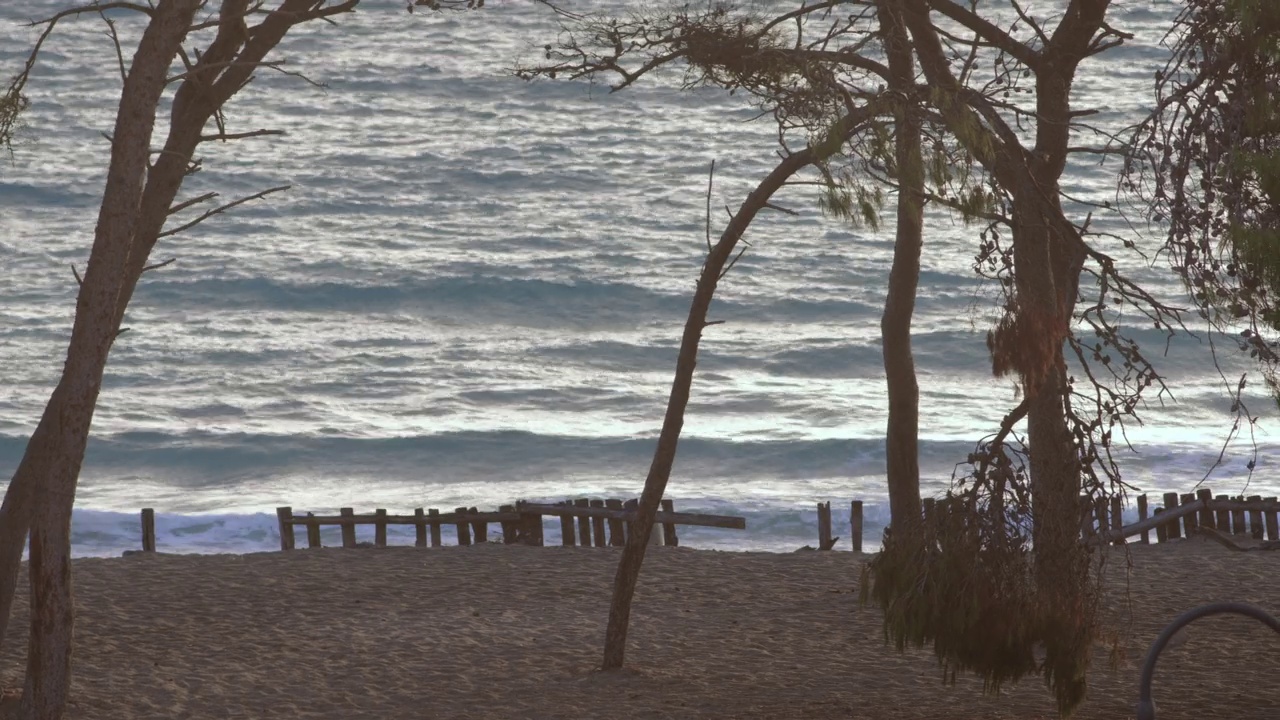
(878, 0), (924, 538)
(0, 1), (339, 677)
(14, 4), (203, 718)
(601, 145), (831, 670)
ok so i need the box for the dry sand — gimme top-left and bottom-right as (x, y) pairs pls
(0, 539), (1276, 719)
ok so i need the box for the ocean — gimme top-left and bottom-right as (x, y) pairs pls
(1, 0), (1275, 556)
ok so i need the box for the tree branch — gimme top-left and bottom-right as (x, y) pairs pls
(158, 184), (289, 238)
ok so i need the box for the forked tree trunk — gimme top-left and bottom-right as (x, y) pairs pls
(15, 2), (203, 717)
(877, 0), (924, 538)
(1, 2), (360, 717)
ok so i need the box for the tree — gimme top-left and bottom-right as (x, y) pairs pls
(1128, 0), (1280, 405)
(526, 2), (1193, 715)
(0, 1), (479, 715)
(521, 0), (976, 670)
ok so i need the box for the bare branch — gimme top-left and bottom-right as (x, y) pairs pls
(168, 191), (218, 215)
(704, 159), (714, 253)
(141, 257), (176, 273)
(199, 128), (285, 142)
(158, 184), (289, 238)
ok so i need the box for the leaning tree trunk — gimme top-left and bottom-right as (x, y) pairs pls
(601, 148), (819, 669)
(16, 2), (203, 716)
(877, 0), (924, 538)
(2, 2), (361, 716)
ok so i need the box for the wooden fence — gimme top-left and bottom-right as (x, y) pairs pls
(1080, 488), (1280, 546)
(137, 498), (746, 552)
(815, 500), (864, 552)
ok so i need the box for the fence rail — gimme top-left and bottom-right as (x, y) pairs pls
(136, 498), (746, 552)
(1082, 488), (1280, 546)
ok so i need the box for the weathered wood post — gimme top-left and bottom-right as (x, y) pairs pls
(1214, 494), (1231, 533)
(1231, 496), (1247, 537)
(340, 507), (357, 548)
(1196, 488), (1215, 530)
(574, 498), (591, 545)
(375, 508), (388, 548)
(428, 508), (443, 547)
(1109, 496), (1124, 545)
(817, 501), (834, 550)
(1137, 494), (1150, 544)
(306, 512), (321, 548)
(605, 499), (626, 546)
(623, 498), (639, 543)
(414, 508), (427, 548)
(1265, 497), (1279, 541)
(1079, 495), (1096, 540)
(1163, 492), (1181, 540)
(1154, 507), (1168, 543)
(1181, 493), (1199, 535)
(277, 507), (296, 551)
(141, 508), (156, 552)
(557, 501), (576, 546)
(470, 506), (487, 543)
(590, 499), (607, 547)
(1093, 497), (1108, 539)
(660, 499), (679, 547)
(500, 504), (519, 544)
(850, 500), (863, 553)
(516, 503), (543, 546)
(1248, 495), (1264, 540)
(455, 506), (472, 546)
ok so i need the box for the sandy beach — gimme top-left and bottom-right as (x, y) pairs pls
(0, 539), (1276, 719)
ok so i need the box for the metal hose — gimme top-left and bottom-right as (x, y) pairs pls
(1137, 601), (1280, 719)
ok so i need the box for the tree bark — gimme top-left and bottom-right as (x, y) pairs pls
(599, 125), (900, 667)
(878, 0), (924, 538)
(17, 3), (202, 717)
(1, 3), (358, 717)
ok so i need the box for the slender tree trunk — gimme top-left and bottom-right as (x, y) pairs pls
(878, 0), (924, 538)
(16, 3), (203, 717)
(601, 145), (832, 670)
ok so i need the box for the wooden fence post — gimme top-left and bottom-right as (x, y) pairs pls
(141, 508), (156, 552)
(1163, 492), (1181, 540)
(1248, 495), (1264, 540)
(1181, 493), (1198, 535)
(455, 506), (471, 546)
(340, 507), (356, 548)
(590, 499), (607, 547)
(817, 501), (834, 550)
(1079, 496), (1095, 540)
(1137, 494), (1149, 544)
(277, 507), (295, 551)
(1154, 507), (1168, 543)
(306, 512), (321, 548)
(605, 499), (626, 546)
(660, 499), (678, 547)
(500, 504), (519, 544)
(1093, 497), (1108, 539)
(574, 499), (591, 546)
(470, 506), (487, 543)
(1231, 497), (1247, 537)
(1214, 494), (1231, 533)
(1196, 488), (1215, 529)
(1265, 497), (1279, 541)
(1109, 496), (1124, 545)
(850, 500), (863, 553)
(428, 508), (442, 547)
(622, 498), (638, 543)
(557, 501), (576, 546)
(414, 508), (427, 548)
(375, 508), (388, 548)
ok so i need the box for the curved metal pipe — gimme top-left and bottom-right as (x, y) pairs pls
(1137, 601), (1280, 720)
